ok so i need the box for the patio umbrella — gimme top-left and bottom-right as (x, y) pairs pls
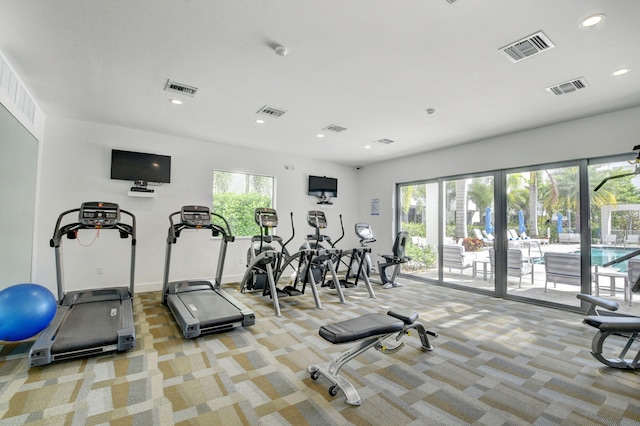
(485, 207), (494, 235)
(518, 210), (526, 235)
(557, 213), (563, 233)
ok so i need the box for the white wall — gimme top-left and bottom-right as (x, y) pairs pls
(357, 106), (640, 257)
(34, 116), (360, 295)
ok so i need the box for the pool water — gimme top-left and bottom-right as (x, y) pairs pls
(573, 246), (640, 272)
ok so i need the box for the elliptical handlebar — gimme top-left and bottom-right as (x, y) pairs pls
(332, 214), (345, 248)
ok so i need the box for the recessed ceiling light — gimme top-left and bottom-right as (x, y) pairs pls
(613, 68), (630, 76)
(170, 99), (183, 105)
(580, 14), (605, 27)
(317, 134), (325, 138)
(255, 119), (265, 124)
(364, 145), (371, 149)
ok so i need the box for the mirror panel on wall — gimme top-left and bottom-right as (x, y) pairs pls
(0, 103), (38, 289)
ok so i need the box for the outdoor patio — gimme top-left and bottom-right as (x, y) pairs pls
(407, 242), (640, 316)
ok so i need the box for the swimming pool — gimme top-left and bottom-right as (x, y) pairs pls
(572, 246), (640, 272)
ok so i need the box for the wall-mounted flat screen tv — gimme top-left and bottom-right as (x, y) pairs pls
(308, 175), (337, 198)
(110, 149), (171, 183)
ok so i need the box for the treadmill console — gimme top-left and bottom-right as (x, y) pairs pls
(308, 210), (327, 229)
(181, 205), (211, 226)
(255, 208), (278, 228)
(79, 202), (120, 226)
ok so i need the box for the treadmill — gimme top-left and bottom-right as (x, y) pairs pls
(162, 205), (255, 338)
(29, 202), (137, 367)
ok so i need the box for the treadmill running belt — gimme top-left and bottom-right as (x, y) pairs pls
(51, 300), (121, 354)
(178, 290), (244, 327)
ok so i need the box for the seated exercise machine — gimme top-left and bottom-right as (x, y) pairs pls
(377, 231), (411, 289)
(163, 205), (255, 338)
(30, 202), (137, 366)
(308, 310), (437, 406)
(577, 245), (640, 370)
(240, 208), (323, 317)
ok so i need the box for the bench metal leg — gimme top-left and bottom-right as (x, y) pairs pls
(309, 336), (387, 406)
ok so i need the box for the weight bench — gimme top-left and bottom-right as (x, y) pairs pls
(578, 293), (640, 369)
(308, 310), (437, 406)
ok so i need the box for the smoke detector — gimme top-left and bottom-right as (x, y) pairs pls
(375, 139), (394, 145)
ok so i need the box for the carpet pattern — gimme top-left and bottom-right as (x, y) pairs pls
(2, 280), (640, 425)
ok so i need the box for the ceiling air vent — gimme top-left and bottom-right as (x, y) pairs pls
(546, 77), (588, 96)
(256, 105), (287, 118)
(323, 124), (347, 133)
(375, 139), (394, 145)
(164, 79), (199, 97)
(499, 31), (555, 63)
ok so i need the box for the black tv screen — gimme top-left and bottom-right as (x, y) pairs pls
(308, 175), (337, 197)
(110, 149), (171, 183)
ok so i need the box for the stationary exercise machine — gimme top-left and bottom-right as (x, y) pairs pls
(30, 202), (137, 366)
(240, 208), (323, 317)
(163, 205), (255, 338)
(308, 310), (437, 405)
(348, 222), (376, 278)
(377, 231), (411, 289)
(302, 210), (348, 303)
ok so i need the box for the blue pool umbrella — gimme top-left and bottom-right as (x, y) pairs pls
(518, 210), (526, 235)
(485, 207), (494, 234)
(557, 213), (564, 233)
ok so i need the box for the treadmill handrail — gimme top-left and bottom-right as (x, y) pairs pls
(50, 204), (136, 302)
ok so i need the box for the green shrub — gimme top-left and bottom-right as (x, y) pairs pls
(212, 192), (271, 237)
(404, 242), (437, 270)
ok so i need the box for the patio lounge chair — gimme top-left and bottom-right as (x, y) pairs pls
(443, 244), (474, 279)
(544, 252), (581, 291)
(624, 234), (640, 247)
(602, 234), (617, 245)
(473, 229), (493, 246)
(489, 248), (534, 287)
(558, 233), (580, 244)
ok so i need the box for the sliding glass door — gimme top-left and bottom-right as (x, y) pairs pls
(398, 182), (439, 281)
(505, 166), (581, 308)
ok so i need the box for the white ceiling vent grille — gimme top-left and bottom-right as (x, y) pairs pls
(546, 77), (588, 96)
(375, 138), (394, 145)
(164, 79), (199, 97)
(323, 124), (347, 133)
(499, 31), (555, 63)
(256, 105), (287, 118)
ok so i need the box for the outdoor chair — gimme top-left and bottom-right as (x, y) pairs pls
(489, 248), (534, 287)
(442, 244), (474, 279)
(624, 234), (640, 247)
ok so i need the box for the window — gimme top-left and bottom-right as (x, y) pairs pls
(212, 170), (274, 237)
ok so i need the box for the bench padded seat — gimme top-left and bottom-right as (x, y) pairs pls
(584, 315), (640, 332)
(319, 313), (404, 344)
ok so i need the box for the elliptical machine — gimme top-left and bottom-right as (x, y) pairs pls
(348, 222), (376, 279)
(240, 208), (323, 317)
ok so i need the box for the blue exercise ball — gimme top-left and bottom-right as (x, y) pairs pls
(0, 284), (57, 342)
